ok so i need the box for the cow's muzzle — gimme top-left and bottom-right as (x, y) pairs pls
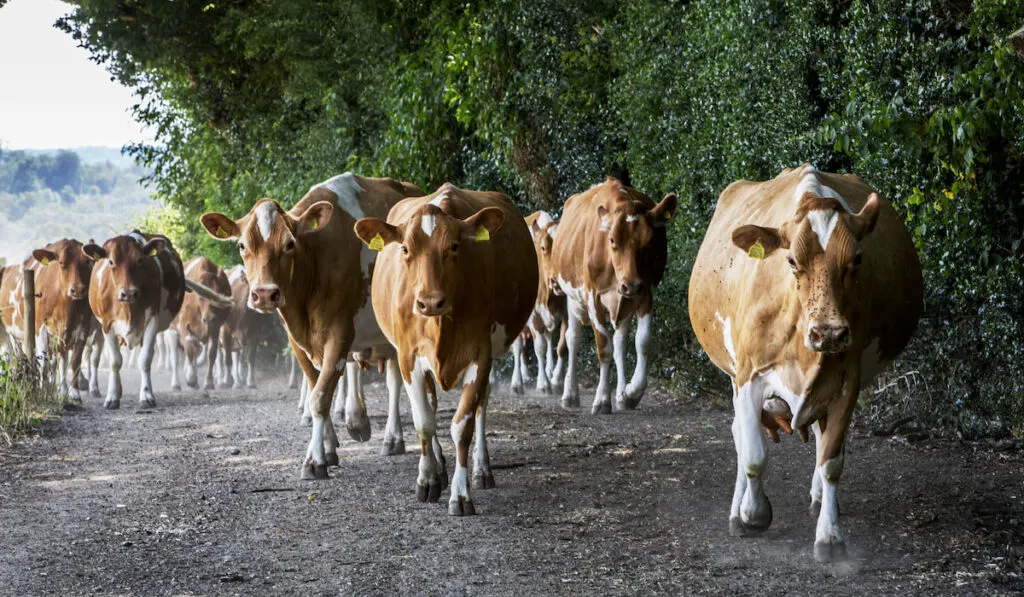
(414, 293), (450, 317)
(618, 281), (645, 299)
(68, 285), (87, 300)
(118, 287), (139, 303)
(806, 322), (851, 354)
(249, 285), (284, 311)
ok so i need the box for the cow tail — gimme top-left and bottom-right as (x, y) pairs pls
(184, 279), (234, 309)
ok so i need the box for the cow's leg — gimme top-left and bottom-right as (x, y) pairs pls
(299, 342), (343, 480)
(472, 373), (494, 491)
(154, 331), (165, 371)
(560, 307), (583, 408)
(590, 323), (613, 415)
(287, 353), (300, 390)
(552, 320), (567, 384)
(67, 341), (85, 404)
(299, 379), (312, 427)
(244, 346), (256, 389)
(137, 317), (160, 408)
(545, 328), (556, 381)
(426, 374), (447, 489)
(624, 307), (652, 408)
(531, 325), (551, 394)
(519, 345), (532, 382)
(813, 381), (858, 563)
(450, 360), (490, 516)
(810, 421), (825, 517)
(729, 378), (772, 535)
(183, 336), (199, 389)
(203, 330), (220, 390)
(510, 336), (525, 394)
(611, 320), (630, 412)
(402, 357), (442, 502)
(342, 361), (371, 441)
(381, 358), (406, 456)
(88, 334), (103, 399)
(165, 329), (182, 391)
(102, 330), (122, 409)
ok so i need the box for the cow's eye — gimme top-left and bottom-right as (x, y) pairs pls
(787, 255), (798, 272)
(401, 245), (409, 255)
(285, 239), (295, 252)
(609, 237), (616, 249)
(450, 242), (459, 253)
(852, 251), (863, 268)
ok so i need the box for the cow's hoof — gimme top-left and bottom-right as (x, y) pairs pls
(416, 482), (442, 503)
(381, 437), (406, 456)
(139, 398), (156, 410)
(301, 462), (329, 480)
(299, 414), (312, 427)
(325, 452), (340, 467)
(170, 383), (182, 392)
(536, 384), (552, 395)
(814, 540), (848, 563)
(621, 396), (641, 410)
(511, 384), (524, 396)
(741, 496), (773, 532)
(448, 498), (476, 516)
(186, 381), (199, 390)
(728, 517), (746, 537)
(203, 382), (215, 391)
(809, 499), (821, 519)
(591, 401), (612, 415)
(89, 390), (102, 399)
(103, 400), (120, 410)
(345, 416), (372, 442)
(472, 472), (495, 490)
(561, 396), (579, 409)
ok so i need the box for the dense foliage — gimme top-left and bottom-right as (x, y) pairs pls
(57, 0), (1024, 429)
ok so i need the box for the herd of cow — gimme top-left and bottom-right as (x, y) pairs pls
(0, 164), (923, 562)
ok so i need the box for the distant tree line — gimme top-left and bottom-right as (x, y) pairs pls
(56, 0), (1024, 432)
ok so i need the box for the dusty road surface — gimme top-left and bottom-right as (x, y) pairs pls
(1, 367), (1022, 596)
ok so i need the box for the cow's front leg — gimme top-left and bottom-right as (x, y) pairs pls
(450, 360), (490, 516)
(183, 335), (199, 389)
(590, 321), (613, 415)
(730, 378), (772, 535)
(164, 330), (182, 391)
(88, 334), (103, 398)
(102, 330), (123, 409)
(814, 379), (858, 563)
(560, 305), (584, 408)
(471, 370), (494, 491)
(287, 352), (300, 390)
(530, 323), (551, 394)
(510, 336), (525, 394)
(298, 379), (312, 426)
(402, 357), (442, 502)
(244, 345), (256, 388)
(299, 344), (343, 480)
(203, 330), (220, 390)
(623, 308), (652, 408)
(342, 361), (371, 441)
(67, 341), (85, 404)
(381, 357), (406, 456)
(611, 320), (630, 411)
(137, 317), (160, 408)
(219, 333), (235, 389)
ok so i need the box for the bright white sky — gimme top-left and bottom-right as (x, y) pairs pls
(0, 0), (154, 150)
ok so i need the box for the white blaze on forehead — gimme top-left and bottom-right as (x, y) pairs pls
(97, 260), (110, 278)
(420, 213), (437, 237)
(255, 202), (278, 241)
(314, 172), (364, 220)
(599, 215), (610, 231)
(807, 209), (840, 250)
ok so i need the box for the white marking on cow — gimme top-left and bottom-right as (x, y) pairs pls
(586, 292), (608, 337)
(128, 232), (146, 246)
(489, 324), (508, 358)
(97, 260), (110, 279)
(255, 202), (278, 241)
(420, 214), (436, 237)
(462, 363), (478, 387)
(715, 312), (737, 371)
(184, 259), (201, 277)
(547, 223), (558, 238)
(599, 215), (610, 231)
(625, 215), (639, 223)
(807, 209), (839, 250)
(795, 167), (852, 212)
(315, 173), (364, 220)
(429, 193), (448, 208)
(537, 211), (554, 229)
(228, 266), (245, 284)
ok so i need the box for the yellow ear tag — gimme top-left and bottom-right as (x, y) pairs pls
(475, 226), (490, 242)
(368, 233), (385, 252)
(149, 248), (158, 257)
(216, 226), (228, 238)
(664, 210), (672, 220)
(40, 257), (49, 266)
(311, 218), (318, 230)
(748, 240), (765, 260)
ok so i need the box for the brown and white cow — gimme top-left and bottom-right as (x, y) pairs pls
(84, 231), (191, 409)
(0, 239), (96, 402)
(510, 211), (567, 395)
(166, 257), (233, 391)
(688, 165), (923, 562)
(355, 182), (538, 515)
(200, 173), (423, 472)
(217, 265), (273, 389)
(550, 177), (676, 414)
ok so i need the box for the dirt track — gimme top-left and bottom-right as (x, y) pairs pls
(1, 367), (1022, 596)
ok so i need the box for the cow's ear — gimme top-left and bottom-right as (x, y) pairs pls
(200, 212), (241, 241)
(849, 193), (880, 240)
(732, 225), (788, 259)
(529, 219), (540, 239)
(32, 249), (58, 266)
(82, 243), (107, 261)
(597, 205), (610, 231)
(296, 201), (334, 235)
(650, 193), (678, 227)
(462, 207), (504, 242)
(354, 218), (402, 251)
(141, 238), (169, 257)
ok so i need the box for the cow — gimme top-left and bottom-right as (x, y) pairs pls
(217, 265), (273, 389)
(84, 231), (226, 408)
(199, 173), (424, 471)
(688, 165), (923, 562)
(166, 257), (233, 391)
(0, 239), (95, 402)
(354, 182), (538, 515)
(549, 177), (676, 414)
(510, 211), (567, 395)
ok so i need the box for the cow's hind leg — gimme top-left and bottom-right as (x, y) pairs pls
(471, 375), (494, 490)
(381, 357), (406, 456)
(203, 332), (220, 390)
(343, 361), (371, 442)
(560, 307), (584, 409)
(403, 358), (442, 503)
(510, 336), (525, 395)
(531, 323), (551, 394)
(729, 378), (772, 535)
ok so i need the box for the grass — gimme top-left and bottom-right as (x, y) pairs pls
(0, 351), (64, 445)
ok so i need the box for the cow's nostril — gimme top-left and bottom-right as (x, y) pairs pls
(836, 327), (850, 342)
(270, 289), (280, 303)
(435, 297), (445, 310)
(251, 291), (259, 304)
(416, 300), (426, 312)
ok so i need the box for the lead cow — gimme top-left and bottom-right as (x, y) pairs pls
(550, 177), (676, 414)
(688, 165), (923, 562)
(200, 173), (424, 474)
(355, 182), (538, 515)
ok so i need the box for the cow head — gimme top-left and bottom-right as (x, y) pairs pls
(530, 212), (562, 297)
(595, 191), (677, 298)
(354, 202), (504, 317)
(200, 199), (333, 312)
(83, 234), (169, 305)
(33, 239), (92, 301)
(731, 193), (880, 354)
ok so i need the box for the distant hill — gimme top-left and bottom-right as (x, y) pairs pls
(0, 147), (159, 262)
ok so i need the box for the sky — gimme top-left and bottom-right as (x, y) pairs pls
(0, 0), (155, 150)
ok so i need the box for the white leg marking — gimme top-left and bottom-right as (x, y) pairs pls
(730, 378), (770, 528)
(137, 315), (159, 406)
(612, 322), (629, 410)
(530, 325), (550, 393)
(510, 336), (524, 394)
(404, 358), (440, 495)
(103, 329), (123, 408)
(382, 358), (405, 453)
(561, 308), (583, 407)
(625, 312), (652, 404)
